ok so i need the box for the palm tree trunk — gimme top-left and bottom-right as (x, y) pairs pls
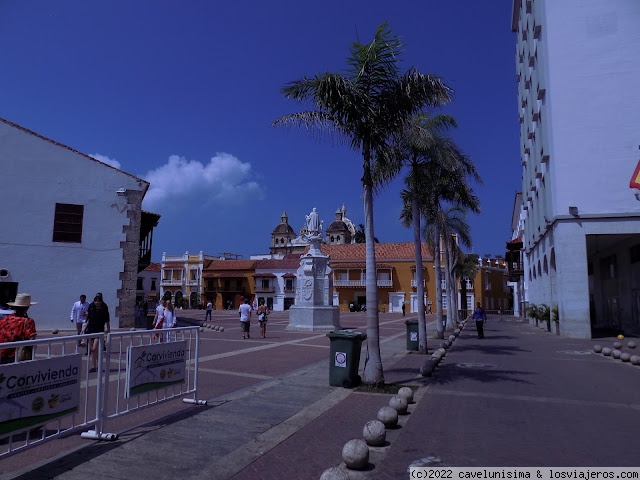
(434, 225), (444, 339)
(361, 146), (384, 385)
(412, 196), (427, 353)
(444, 244), (457, 330)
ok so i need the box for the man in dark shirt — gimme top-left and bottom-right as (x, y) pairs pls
(472, 302), (487, 339)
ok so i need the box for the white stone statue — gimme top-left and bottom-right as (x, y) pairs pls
(305, 207), (322, 235)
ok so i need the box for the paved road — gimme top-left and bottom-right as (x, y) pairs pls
(2, 312), (639, 479)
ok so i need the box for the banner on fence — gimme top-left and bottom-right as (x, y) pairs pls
(0, 354), (82, 436)
(125, 341), (187, 398)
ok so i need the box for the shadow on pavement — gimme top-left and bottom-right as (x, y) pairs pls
(449, 344), (531, 356)
(426, 362), (536, 386)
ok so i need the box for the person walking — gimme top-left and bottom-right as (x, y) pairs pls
(472, 302), (487, 339)
(238, 298), (252, 339)
(205, 300), (213, 321)
(0, 293), (37, 364)
(401, 302), (406, 316)
(70, 294), (90, 345)
(256, 300), (270, 338)
(163, 300), (177, 342)
(152, 299), (166, 339)
(85, 295), (110, 372)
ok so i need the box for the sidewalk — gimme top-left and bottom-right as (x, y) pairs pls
(3, 315), (640, 479)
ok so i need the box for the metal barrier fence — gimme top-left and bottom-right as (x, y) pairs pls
(0, 326), (203, 458)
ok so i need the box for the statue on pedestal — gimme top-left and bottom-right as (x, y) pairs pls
(287, 207), (340, 331)
(305, 207), (323, 238)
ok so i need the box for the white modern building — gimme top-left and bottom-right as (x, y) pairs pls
(0, 118), (160, 331)
(511, 0), (640, 337)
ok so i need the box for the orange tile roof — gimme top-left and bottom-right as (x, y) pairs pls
(317, 242), (433, 261)
(254, 258), (300, 269)
(144, 262), (161, 272)
(205, 260), (257, 271)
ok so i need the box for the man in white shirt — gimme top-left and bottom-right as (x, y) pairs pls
(205, 300), (213, 321)
(238, 298), (252, 339)
(70, 294), (90, 344)
(154, 299), (166, 329)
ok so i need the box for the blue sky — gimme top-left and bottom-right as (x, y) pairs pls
(0, 1), (520, 260)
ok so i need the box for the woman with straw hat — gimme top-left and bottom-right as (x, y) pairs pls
(0, 293), (37, 364)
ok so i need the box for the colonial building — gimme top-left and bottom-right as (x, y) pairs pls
(510, 0), (640, 337)
(0, 117), (159, 330)
(137, 262), (161, 309)
(160, 251), (216, 309)
(202, 259), (257, 310)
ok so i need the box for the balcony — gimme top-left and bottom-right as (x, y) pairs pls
(334, 280), (393, 287)
(255, 286), (275, 293)
(411, 280), (425, 287)
(161, 279), (183, 286)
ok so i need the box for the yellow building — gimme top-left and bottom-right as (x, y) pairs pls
(160, 251), (215, 308)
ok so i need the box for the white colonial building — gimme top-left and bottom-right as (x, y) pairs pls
(0, 118), (159, 331)
(511, 0), (640, 337)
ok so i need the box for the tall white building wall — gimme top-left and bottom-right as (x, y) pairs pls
(0, 119), (148, 331)
(513, 0), (640, 337)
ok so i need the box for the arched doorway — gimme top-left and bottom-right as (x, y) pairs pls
(174, 291), (184, 309)
(190, 291), (199, 309)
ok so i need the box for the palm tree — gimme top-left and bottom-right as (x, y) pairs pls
(420, 154), (481, 338)
(273, 23), (451, 385)
(440, 207), (473, 330)
(394, 115), (458, 353)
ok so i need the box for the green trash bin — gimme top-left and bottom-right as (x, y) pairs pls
(326, 330), (367, 388)
(405, 319), (419, 351)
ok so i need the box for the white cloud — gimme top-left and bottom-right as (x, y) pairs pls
(89, 153), (121, 169)
(140, 153), (260, 209)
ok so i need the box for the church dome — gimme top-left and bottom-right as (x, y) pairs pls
(273, 223), (295, 235)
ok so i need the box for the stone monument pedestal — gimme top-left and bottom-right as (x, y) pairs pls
(287, 304), (340, 332)
(286, 212), (341, 332)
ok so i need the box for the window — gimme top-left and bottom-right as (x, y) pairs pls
(136, 278), (143, 290)
(285, 278), (294, 291)
(53, 203), (84, 243)
(206, 280), (214, 291)
(261, 279), (270, 290)
(151, 279), (157, 291)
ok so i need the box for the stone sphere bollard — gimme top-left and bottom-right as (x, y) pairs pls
(342, 439), (369, 470)
(199, 327), (204, 333)
(52, 329), (59, 335)
(398, 386), (414, 403)
(613, 342), (622, 349)
(389, 395), (408, 414)
(420, 362), (434, 377)
(630, 355), (640, 366)
(214, 325), (221, 331)
(363, 419), (386, 446)
(320, 467), (350, 480)
(448, 335), (456, 342)
(454, 329), (461, 335)
(441, 341), (450, 349)
(377, 406), (398, 428)
(219, 326), (225, 332)
(620, 353), (631, 362)
(602, 347), (612, 356)
(593, 345), (603, 353)
(612, 349), (622, 359)
(628, 341), (637, 349)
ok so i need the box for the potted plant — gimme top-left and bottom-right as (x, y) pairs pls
(526, 303), (539, 327)
(552, 305), (559, 335)
(538, 304), (551, 332)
